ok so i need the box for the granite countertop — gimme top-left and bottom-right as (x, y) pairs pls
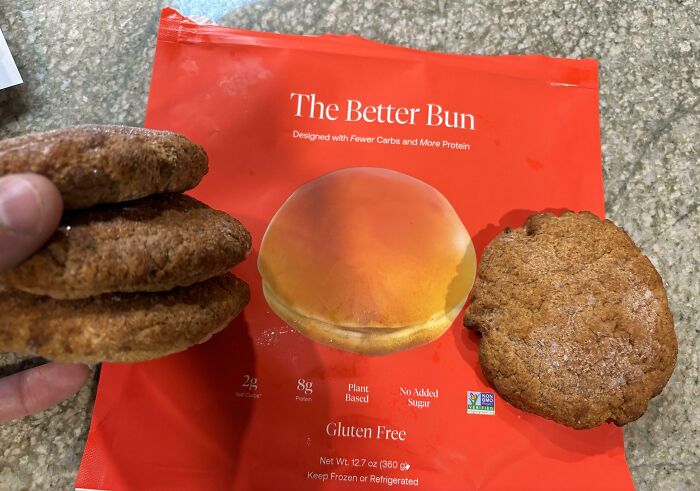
(0, 1), (698, 489)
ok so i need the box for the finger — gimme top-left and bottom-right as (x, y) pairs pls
(0, 362), (90, 423)
(0, 173), (63, 271)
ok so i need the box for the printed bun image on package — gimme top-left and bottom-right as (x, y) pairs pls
(258, 167), (476, 355)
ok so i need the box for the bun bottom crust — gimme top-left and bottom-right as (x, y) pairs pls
(263, 282), (465, 355)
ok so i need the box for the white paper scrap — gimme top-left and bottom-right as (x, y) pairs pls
(0, 27), (22, 90)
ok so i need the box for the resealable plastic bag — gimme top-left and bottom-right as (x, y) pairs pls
(77, 8), (633, 490)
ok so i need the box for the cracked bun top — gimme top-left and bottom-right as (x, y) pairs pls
(1, 194), (251, 299)
(0, 124), (208, 209)
(464, 211), (677, 429)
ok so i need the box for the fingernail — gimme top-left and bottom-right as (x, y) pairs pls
(0, 176), (42, 235)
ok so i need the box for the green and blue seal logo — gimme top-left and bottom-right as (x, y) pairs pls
(467, 391), (495, 415)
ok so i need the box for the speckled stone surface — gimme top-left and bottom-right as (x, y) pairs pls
(0, 1), (697, 489)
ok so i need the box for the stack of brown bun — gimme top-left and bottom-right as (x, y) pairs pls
(0, 125), (251, 363)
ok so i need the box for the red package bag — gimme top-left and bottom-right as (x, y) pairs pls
(76, 8), (634, 491)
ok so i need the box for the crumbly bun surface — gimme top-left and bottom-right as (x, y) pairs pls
(0, 124), (208, 209)
(0, 273), (249, 363)
(1, 194), (251, 299)
(464, 211), (677, 429)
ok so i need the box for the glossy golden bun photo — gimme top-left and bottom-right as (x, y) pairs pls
(258, 167), (476, 355)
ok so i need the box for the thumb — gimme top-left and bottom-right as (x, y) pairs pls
(0, 173), (63, 271)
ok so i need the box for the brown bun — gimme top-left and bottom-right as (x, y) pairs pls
(0, 125), (208, 209)
(0, 273), (249, 363)
(258, 167), (476, 355)
(1, 194), (252, 299)
(464, 211), (677, 428)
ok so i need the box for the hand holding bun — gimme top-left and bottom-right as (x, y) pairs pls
(0, 173), (90, 423)
(0, 125), (251, 366)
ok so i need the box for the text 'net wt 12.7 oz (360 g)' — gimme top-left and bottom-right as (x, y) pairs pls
(76, 8), (634, 491)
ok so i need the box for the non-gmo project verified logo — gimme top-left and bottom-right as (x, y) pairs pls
(467, 391), (495, 415)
